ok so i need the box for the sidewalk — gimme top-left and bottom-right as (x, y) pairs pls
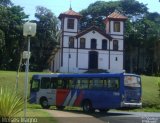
(45, 109), (105, 123)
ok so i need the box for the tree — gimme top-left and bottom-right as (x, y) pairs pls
(0, 3), (28, 70)
(30, 6), (58, 71)
(80, 0), (148, 31)
(0, 0), (13, 7)
(79, 0), (160, 74)
(125, 13), (160, 74)
(120, 0), (148, 17)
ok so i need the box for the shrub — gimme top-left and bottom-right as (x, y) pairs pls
(158, 82), (160, 97)
(0, 87), (23, 121)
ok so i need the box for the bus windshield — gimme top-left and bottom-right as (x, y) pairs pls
(124, 76), (141, 88)
(31, 79), (40, 92)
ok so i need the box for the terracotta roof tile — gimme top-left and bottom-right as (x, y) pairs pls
(107, 11), (127, 20)
(58, 9), (82, 19)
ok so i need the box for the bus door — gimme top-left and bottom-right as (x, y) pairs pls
(103, 78), (121, 108)
(30, 79), (40, 104)
(56, 78), (76, 106)
(37, 77), (56, 106)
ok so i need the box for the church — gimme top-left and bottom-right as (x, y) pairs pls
(49, 8), (127, 73)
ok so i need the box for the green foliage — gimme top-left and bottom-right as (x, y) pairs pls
(80, 1), (120, 30)
(29, 6), (58, 71)
(80, 0), (148, 30)
(0, 3), (58, 71)
(0, 3), (28, 70)
(0, 87), (23, 119)
(0, 0), (13, 7)
(158, 81), (160, 97)
(120, 0), (148, 17)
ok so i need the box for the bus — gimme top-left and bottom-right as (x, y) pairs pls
(30, 73), (142, 112)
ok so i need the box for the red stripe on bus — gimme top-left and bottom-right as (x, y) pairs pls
(56, 89), (70, 106)
(74, 91), (83, 106)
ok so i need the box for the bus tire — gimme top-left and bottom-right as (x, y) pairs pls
(40, 97), (50, 109)
(56, 106), (65, 110)
(82, 100), (93, 113)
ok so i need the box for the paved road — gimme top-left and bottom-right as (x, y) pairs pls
(45, 109), (160, 123)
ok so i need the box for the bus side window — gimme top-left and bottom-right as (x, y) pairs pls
(31, 79), (40, 91)
(108, 78), (119, 90)
(89, 79), (93, 89)
(41, 77), (51, 89)
(57, 79), (63, 89)
(51, 78), (58, 89)
(62, 79), (69, 89)
(103, 78), (108, 88)
(75, 79), (81, 89)
(68, 79), (75, 89)
(81, 79), (89, 89)
(91, 78), (103, 89)
(103, 78), (119, 90)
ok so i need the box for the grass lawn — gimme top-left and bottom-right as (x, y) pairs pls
(0, 71), (41, 95)
(141, 76), (160, 108)
(0, 71), (57, 123)
(0, 71), (160, 112)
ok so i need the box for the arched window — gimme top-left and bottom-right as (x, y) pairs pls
(80, 38), (86, 49)
(69, 37), (74, 48)
(102, 39), (107, 50)
(113, 40), (118, 51)
(91, 39), (97, 49)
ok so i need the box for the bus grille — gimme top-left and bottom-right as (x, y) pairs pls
(124, 90), (140, 103)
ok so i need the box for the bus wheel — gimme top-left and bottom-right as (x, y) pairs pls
(56, 106), (65, 110)
(40, 98), (50, 109)
(82, 100), (93, 113)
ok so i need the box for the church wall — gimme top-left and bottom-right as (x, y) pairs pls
(78, 50), (89, 71)
(98, 52), (109, 70)
(63, 36), (77, 48)
(63, 18), (78, 32)
(79, 31), (110, 50)
(110, 51), (123, 72)
(62, 48), (77, 73)
(110, 38), (123, 51)
(110, 21), (124, 35)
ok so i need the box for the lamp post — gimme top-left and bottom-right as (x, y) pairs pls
(23, 22), (36, 121)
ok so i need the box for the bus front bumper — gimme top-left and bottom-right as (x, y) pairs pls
(121, 102), (142, 108)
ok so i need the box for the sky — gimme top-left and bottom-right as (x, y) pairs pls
(12, 0), (160, 19)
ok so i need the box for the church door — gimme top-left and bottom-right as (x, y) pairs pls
(89, 51), (98, 69)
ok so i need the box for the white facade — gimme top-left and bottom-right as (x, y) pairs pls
(50, 10), (127, 73)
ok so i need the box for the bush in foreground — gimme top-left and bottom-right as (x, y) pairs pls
(0, 88), (23, 121)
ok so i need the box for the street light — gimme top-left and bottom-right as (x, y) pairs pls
(23, 22), (36, 121)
